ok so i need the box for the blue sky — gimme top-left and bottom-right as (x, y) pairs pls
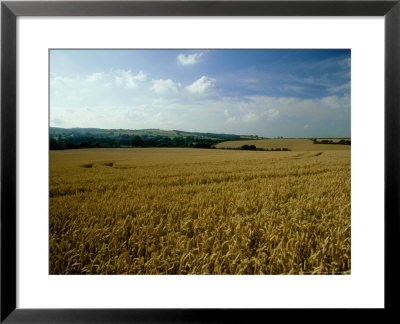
(50, 49), (350, 137)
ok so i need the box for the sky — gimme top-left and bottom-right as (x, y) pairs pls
(50, 49), (350, 138)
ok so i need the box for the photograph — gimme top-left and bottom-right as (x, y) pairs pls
(49, 49), (351, 275)
(3, 0), (397, 320)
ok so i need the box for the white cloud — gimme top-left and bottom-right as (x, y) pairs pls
(177, 52), (203, 65)
(151, 79), (178, 94)
(244, 94), (350, 121)
(115, 70), (147, 88)
(226, 116), (238, 124)
(327, 82), (350, 93)
(242, 112), (259, 123)
(51, 92), (350, 137)
(86, 72), (104, 82)
(66, 92), (83, 102)
(115, 76), (124, 86)
(185, 76), (216, 95)
(50, 67), (349, 137)
(266, 109), (279, 121)
(50, 72), (74, 84)
(320, 95), (343, 109)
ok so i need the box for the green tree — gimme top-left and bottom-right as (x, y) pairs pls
(131, 135), (143, 147)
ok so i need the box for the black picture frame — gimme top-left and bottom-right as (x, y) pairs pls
(1, 0), (399, 322)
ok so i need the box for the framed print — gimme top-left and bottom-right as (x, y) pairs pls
(1, 0), (399, 322)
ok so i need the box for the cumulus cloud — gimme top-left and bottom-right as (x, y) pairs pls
(266, 109), (279, 121)
(177, 52), (203, 65)
(115, 70), (147, 88)
(327, 82), (350, 93)
(242, 112), (259, 123)
(320, 95), (344, 109)
(86, 72), (104, 82)
(51, 92), (350, 137)
(151, 79), (178, 94)
(50, 72), (74, 84)
(50, 65), (349, 137)
(226, 116), (238, 124)
(185, 76), (216, 95)
(244, 94), (350, 121)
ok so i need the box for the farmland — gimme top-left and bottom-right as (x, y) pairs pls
(50, 145), (351, 275)
(216, 138), (351, 151)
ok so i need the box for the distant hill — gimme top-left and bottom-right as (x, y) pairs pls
(49, 127), (257, 150)
(49, 127), (258, 139)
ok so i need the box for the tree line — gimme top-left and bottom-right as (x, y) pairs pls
(220, 145), (290, 151)
(312, 139), (351, 145)
(50, 134), (224, 150)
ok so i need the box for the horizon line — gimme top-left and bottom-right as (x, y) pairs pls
(49, 126), (350, 139)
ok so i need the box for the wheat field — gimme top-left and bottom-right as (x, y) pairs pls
(50, 147), (351, 275)
(216, 138), (351, 151)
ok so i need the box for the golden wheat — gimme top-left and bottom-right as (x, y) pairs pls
(50, 147), (351, 274)
(215, 138), (351, 151)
